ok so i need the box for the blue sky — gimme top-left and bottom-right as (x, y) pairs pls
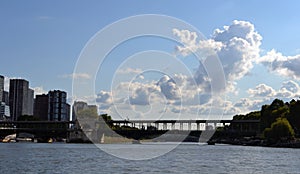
(1, 1), (300, 119)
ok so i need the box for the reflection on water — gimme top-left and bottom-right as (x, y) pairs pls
(0, 143), (300, 174)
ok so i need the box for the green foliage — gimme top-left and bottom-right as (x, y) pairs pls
(263, 118), (295, 140)
(270, 98), (285, 110)
(119, 125), (139, 130)
(100, 114), (113, 127)
(271, 105), (289, 118)
(231, 98), (300, 138)
(286, 99), (300, 133)
(233, 111), (260, 120)
(260, 99), (288, 131)
(100, 114), (112, 122)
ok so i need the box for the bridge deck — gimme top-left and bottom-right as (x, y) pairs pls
(106, 120), (260, 124)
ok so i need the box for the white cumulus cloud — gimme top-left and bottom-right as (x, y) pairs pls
(157, 75), (180, 100)
(174, 20), (262, 95)
(95, 20), (300, 119)
(247, 84), (276, 98)
(32, 86), (47, 96)
(258, 49), (300, 80)
(96, 90), (112, 104)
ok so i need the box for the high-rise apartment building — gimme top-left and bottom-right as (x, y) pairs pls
(34, 90), (70, 121)
(0, 102), (10, 120)
(9, 79), (34, 121)
(0, 75), (4, 103)
(0, 75), (10, 120)
(34, 94), (49, 121)
(48, 90), (69, 121)
(28, 88), (34, 116)
(0, 75), (10, 105)
(2, 91), (9, 104)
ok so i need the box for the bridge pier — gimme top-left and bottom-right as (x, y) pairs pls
(155, 123), (159, 130)
(163, 123), (167, 130)
(171, 123), (175, 130)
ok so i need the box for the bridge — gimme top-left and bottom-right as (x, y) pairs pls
(106, 119), (260, 132)
(0, 121), (76, 142)
(0, 119), (260, 142)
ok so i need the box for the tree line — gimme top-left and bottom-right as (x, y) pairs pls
(233, 98), (300, 141)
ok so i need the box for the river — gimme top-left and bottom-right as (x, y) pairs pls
(0, 143), (299, 174)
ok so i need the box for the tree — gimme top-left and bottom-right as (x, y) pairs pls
(263, 118), (295, 141)
(287, 99), (300, 134)
(100, 114), (112, 122)
(270, 98), (285, 110)
(233, 111), (260, 120)
(100, 114), (113, 128)
(260, 99), (288, 132)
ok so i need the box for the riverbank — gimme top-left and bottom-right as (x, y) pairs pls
(210, 138), (300, 148)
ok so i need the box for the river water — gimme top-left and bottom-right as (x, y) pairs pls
(0, 143), (300, 174)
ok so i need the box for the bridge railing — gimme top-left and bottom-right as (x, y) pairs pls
(103, 120), (236, 131)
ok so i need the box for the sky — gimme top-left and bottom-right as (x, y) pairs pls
(1, 1), (300, 120)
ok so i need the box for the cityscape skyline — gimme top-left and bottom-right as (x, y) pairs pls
(1, 1), (300, 120)
(1, 2), (300, 172)
(0, 75), (73, 121)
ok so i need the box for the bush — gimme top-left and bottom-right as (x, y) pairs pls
(263, 118), (295, 141)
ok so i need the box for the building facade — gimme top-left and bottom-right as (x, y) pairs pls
(48, 90), (70, 121)
(72, 101), (97, 121)
(27, 88), (34, 116)
(0, 102), (10, 120)
(0, 76), (10, 120)
(72, 101), (88, 121)
(34, 90), (70, 121)
(34, 94), (49, 121)
(0, 75), (4, 103)
(2, 91), (9, 104)
(9, 79), (34, 121)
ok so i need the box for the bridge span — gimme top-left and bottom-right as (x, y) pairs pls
(0, 120), (260, 141)
(106, 119), (260, 131)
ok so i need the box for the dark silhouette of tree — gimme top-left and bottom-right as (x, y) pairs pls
(260, 99), (288, 132)
(233, 111), (260, 120)
(287, 99), (300, 134)
(100, 114), (113, 128)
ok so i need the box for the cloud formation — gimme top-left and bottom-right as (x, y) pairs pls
(247, 81), (300, 99)
(258, 49), (300, 80)
(95, 20), (300, 119)
(96, 91), (112, 110)
(32, 86), (47, 96)
(60, 73), (91, 80)
(247, 84), (276, 98)
(3, 76), (47, 97)
(174, 20), (262, 95)
(96, 90), (112, 104)
(116, 68), (143, 75)
(157, 75), (180, 100)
